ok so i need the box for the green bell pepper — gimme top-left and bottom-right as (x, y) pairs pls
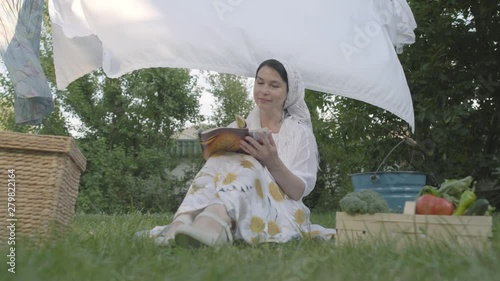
(452, 181), (477, 216)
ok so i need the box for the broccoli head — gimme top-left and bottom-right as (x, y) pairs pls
(339, 190), (391, 215)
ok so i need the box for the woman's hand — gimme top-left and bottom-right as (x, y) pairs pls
(240, 133), (279, 167)
(240, 132), (307, 201)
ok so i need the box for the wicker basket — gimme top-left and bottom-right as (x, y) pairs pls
(0, 131), (86, 243)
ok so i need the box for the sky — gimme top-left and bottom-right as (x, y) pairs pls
(191, 69), (217, 117)
(199, 91), (215, 117)
(193, 69), (254, 118)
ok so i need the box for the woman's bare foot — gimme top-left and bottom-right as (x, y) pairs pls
(155, 214), (193, 246)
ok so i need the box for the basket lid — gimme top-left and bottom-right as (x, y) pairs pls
(0, 131), (87, 172)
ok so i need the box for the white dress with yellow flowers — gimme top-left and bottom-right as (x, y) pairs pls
(150, 117), (336, 243)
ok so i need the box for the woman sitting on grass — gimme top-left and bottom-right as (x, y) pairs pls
(148, 59), (335, 247)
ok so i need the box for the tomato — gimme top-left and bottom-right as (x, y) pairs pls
(415, 194), (455, 215)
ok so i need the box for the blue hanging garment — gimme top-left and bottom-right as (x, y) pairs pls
(0, 0), (53, 125)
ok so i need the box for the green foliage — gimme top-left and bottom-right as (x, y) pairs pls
(306, 1), (500, 211)
(304, 91), (408, 211)
(207, 72), (253, 126)
(62, 68), (204, 213)
(59, 68), (202, 146)
(0, 72), (31, 132)
(399, 0), (499, 184)
(75, 138), (201, 213)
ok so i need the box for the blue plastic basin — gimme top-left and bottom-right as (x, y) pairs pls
(350, 171), (427, 213)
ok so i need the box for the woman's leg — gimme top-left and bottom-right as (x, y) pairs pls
(174, 203), (233, 247)
(191, 204), (231, 234)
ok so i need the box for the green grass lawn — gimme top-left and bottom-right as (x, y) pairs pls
(2, 213), (499, 281)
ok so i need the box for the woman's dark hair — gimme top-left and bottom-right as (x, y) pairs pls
(255, 59), (289, 92)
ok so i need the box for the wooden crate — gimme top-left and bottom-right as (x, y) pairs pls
(0, 131), (86, 243)
(335, 202), (493, 248)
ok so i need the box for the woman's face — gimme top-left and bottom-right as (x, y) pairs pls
(253, 66), (287, 114)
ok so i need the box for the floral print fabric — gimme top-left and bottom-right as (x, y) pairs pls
(173, 152), (335, 243)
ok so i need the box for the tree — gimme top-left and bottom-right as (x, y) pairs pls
(399, 1), (499, 183)
(0, 72), (25, 132)
(207, 72), (253, 127)
(304, 91), (409, 210)
(306, 0), (500, 211)
(54, 68), (204, 213)
(59, 68), (202, 151)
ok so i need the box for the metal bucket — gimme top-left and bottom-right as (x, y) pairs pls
(350, 171), (427, 213)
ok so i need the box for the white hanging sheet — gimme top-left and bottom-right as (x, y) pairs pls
(49, 0), (417, 129)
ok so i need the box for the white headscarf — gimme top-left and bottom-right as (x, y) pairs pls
(281, 60), (313, 130)
(246, 59), (313, 131)
(246, 59), (319, 168)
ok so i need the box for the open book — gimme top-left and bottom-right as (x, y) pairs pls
(198, 115), (270, 160)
